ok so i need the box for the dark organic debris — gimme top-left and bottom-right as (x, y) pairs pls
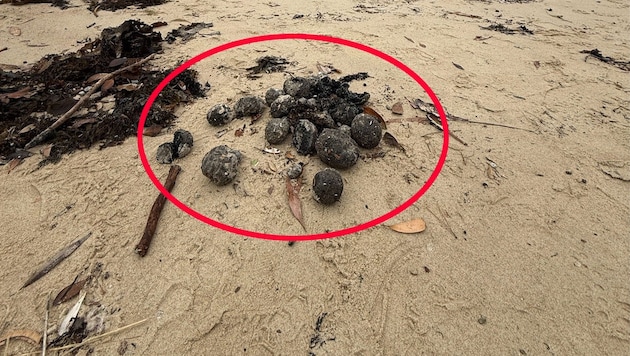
(87, 0), (167, 12)
(246, 56), (291, 75)
(53, 277), (89, 306)
(309, 312), (335, 350)
(580, 49), (630, 71)
(0, 20), (205, 165)
(2, 0), (69, 8)
(481, 23), (533, 35)
(165, 22), (215, 44)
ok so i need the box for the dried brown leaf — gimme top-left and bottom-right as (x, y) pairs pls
(7, 158), (22, 174)
(101, 78), (115, 92)
(235, 124), (245, 137)
(53, 277), (88, 306)
(9, 26), (21, 36)
(391, 102), (404, 115)
(286, 176), (305, 230)
(143, 124), (163, 137)
(0, 329), (42, 347)
(363, 106), (387, 130)
(71, 117), (98, 129)
(86, 73), (108, 83)
(6, 86), (33, 99)
(41, 144), (53, 158)
(109, 57), (127, 67)
(18, 123), (36, 134)
(452, 62), (464, 70)
(116, 83), (141, 91)
(383, 132), (405, 153)
(388, 218), (426, 233)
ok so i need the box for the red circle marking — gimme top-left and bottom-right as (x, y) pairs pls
(137, 33), (449, 241)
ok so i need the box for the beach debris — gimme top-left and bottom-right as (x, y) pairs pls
(264, 87), (284, 106)
(0, 329), (41, 348)
(265, 117), (291, 144)
(382, 132), (405, 153)
(286, 176), (305, 230)
(155, 129), (193, 164)
(58, 291), (86, 337)
(233, 95), (265, 118)
(206, 103), (233, 126)
(286, 162), (304, 179)
(315, 128), (360, 169)
(135, 165), (181, 257)
(53, 277), (89, 306)
(481, 23), (533, 35)
(8, 26), (21, 36)
(452, 62), (464, 70)
(388, 218), (426, 234)
(201, 145), (242, 186)
(6, 158), (22, 173)
(246, 56), (291, 75)
(87, 0), (167, 12)
(234, 124), (245, 137)
(351, 113), (383, 149)
(316, 62), (341, 75)
(391, 102), (404, 115)
(165, 22), (215, 44)
(313, 168), (344, 205)
(22, 232), (92, 289)
(143, 124), (162, 136)
(293, 120), (318, 155)
(580, 49), (630, 71)
(363, 106), (387, 129)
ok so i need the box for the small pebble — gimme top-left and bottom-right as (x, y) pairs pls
(265, 117), (291, 144)
(201, 145), (242, 186)
(313, 168), (343, 205)
(156, 142), (173, 164)
(172, 129), (193, 158)
(293, 120), (318, 155)
(351, 113), (382, 149)
(207, 103), (233, 126)
(315, 128), (360, 169)
(234, 95), (264, 118)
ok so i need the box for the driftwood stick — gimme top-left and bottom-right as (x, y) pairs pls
(24, 54), (155, 149)
(135, 165), (181, 257)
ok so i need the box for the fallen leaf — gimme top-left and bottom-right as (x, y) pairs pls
(59, 290), (86, 336)
(71, 117), (98, 129)
(0, 329), (42, 347)
(22, 232), (92, 289)
(382, 132), (406, 153)
(452, 62), (464, 70)
(53, 277), (89, 306)
(388, 218), (426, 233)
(9, 26), (21, 36)
(18, 123), (36, 134)
(47, 97), (77, 115)
(286, 176), (305, 230)
(151, 21), (168, 28)
(116, 83), (141, 91)
(109, 57), (127, 67)
(285, 152), (296, 160)
(86, 73), (108, 83)
(41, 144), (53, 158)
(7, 158), (22, 174)
(101, 78), (115, 92)
(143, 124), (163, 137)
(363, 106), (387, 130)
(6, 86), (33, 99)
(391, 102), (404, 115)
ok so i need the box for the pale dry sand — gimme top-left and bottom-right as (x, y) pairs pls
(1, 0), (629, 355)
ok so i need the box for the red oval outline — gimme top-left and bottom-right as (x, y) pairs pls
(138, 33), (449, 241)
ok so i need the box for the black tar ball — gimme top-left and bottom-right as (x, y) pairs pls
(351, 113), (382, 149)
(207, 103), (233, 126)
(234, 95), (264, 118)
(315, 128), (359, 169)
(313, 168), (343, 205)
(201, 145), (242, 186)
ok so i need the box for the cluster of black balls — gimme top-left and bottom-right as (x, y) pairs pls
(204, 74), (384, 205)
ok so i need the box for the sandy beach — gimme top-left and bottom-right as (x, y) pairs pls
(1, 0), (629, 354)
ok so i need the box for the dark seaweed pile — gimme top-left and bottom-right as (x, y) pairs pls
(0, 20), (205, 164)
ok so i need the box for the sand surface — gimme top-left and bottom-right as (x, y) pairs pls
(1, 0), (629, 354)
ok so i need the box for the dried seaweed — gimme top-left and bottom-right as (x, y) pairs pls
(481, 23), (533, 35)
(246, 56), (291, 75)
(580, 49), (630, 71)
(0, 20), (205, 165)
(87, 0), (167, 12)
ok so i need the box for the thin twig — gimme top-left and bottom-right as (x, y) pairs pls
(449, 115), (537, 133)
(135, 165), (181, 257)
(42, 293), (50, 356)
(24, 54), (155, 149)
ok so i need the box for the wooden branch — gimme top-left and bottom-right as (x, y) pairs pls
(135, 165), (181, 257)
(24, 54), (155, 150)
